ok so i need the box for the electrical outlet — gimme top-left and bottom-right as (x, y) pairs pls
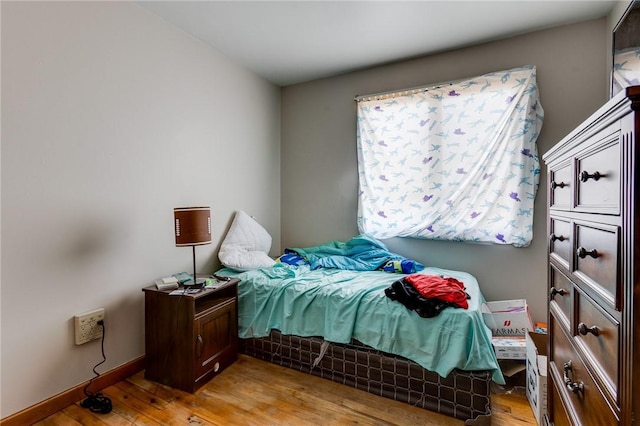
(74, 308), (105, 345)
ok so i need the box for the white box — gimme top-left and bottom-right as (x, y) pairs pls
(482, 299), (534, 336)
(492, 336), (527, 359)
(526, 332), (548, 425)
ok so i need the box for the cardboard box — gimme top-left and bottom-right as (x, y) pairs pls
(526, 332), (548, 425)
(482, 299), (534, 336)
(492, 336), (527, 359)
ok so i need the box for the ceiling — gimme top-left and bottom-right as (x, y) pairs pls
(137, 1), (618, 86)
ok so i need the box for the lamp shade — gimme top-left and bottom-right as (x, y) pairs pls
(174, 207), (211, 246)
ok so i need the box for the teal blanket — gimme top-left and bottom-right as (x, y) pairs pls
(217, 264), (504, 383)
(285, 234), (424, 273)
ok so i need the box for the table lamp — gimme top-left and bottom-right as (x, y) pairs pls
(174, 206), (211, 288)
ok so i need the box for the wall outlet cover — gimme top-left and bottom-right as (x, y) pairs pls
(74, 308), (105, 345)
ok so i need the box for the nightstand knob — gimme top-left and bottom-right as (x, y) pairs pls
(550, 234), (566, 243)
(551, 181), (567, 189)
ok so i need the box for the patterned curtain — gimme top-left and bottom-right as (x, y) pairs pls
(356, 65), (543, 247)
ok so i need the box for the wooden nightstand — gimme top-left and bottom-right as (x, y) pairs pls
(142, 278), (239, 393)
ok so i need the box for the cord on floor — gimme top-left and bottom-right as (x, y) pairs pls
(80, 320), (113, 414)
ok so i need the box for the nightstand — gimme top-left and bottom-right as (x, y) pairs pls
(142, 278), (239, 393)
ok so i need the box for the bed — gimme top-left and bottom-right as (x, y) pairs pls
(216, 263), (503, 423)
(215, 213), (503, 423)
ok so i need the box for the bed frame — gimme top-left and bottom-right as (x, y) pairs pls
(241, 330), (492, 425)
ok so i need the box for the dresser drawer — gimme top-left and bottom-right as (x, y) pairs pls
(549, 379), (571, 426)
(575, 137), (620, 215)
(573, 222), (620, 309)
(549, 217), (572, 269)
(549, 265), (572, 328)
(549, 162), (572, 210)
(550, 316), (618, 426)
(574, 288), (619, 403)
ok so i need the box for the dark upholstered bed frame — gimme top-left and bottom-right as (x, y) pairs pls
(241, 330), (493, 424)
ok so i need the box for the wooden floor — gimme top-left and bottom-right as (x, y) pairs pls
(35, 355), (535, 425)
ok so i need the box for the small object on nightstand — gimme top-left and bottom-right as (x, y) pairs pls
(204, 276), (230, 288)
(212, 274), (231, 282)
(169, 287), (202, 295)
(172, 272), (192, 284)
(154, 277), (179, 291)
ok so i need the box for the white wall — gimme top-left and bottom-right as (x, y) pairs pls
(1, 2), (280, 418)
(280, 18), (609, 325)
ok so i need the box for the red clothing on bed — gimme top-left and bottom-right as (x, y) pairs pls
(404, 274), (469, 309)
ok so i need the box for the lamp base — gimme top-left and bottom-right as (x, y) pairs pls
(183, 277), (206, 289)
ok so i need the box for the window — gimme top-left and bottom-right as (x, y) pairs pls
(356, 65), (543, 247)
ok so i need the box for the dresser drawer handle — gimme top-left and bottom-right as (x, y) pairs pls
(549, 234), (566, 242)
(577, 247), (599, 259)
(579, 170), (602, 182)
(551, 181), (567, 189)
(577, 322), (600, 336)
(550, 287), (568, 299)
(563, 361), (584, 395)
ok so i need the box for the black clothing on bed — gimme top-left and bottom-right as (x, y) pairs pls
(384, 278), (463, 318)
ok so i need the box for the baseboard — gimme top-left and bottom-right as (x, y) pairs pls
(1, 355), (145, 426)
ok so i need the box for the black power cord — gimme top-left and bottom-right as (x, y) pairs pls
(80, 320), (113, 414)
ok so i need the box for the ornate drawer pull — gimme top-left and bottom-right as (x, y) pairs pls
(549, 234), (566, 242)
(578, 322), (600, 336)
(577, 247), (599, 259)
(550, 287), (568, 299)
(563, 360), (584, 395)
(580, 170), (602, 182)
(551, 181), (567, 189)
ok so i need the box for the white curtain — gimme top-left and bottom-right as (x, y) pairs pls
(356, 65), (543, 247)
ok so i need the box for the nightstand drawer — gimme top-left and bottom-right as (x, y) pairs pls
(573, 221), (620, 309)
(194, 297), (238, 383)
(574, 288), (619, 402)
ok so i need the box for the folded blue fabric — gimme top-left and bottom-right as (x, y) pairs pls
(276, 252), (308, 266)
(380, 259), (422, 274)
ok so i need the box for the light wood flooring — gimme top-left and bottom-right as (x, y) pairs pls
(35, 355), (535, 425)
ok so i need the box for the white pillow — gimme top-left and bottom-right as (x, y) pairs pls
(218, 211), (276, 270)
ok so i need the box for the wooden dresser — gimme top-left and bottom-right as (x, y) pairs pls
(543, 85), (639, 425)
